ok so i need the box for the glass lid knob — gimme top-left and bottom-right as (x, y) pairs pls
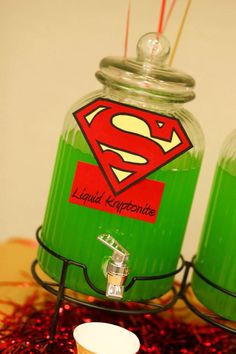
(136, 32), (170, 65)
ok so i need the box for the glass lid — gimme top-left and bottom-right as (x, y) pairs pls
(96, 32), (195, 103)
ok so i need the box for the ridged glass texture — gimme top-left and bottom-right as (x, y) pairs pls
(38, 89), (204, 301)
(192, 129), (236, 320)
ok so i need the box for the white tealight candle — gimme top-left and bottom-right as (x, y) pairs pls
(73, 322), (140, 354)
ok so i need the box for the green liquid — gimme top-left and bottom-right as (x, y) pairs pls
(38, 129), (201, 301)
(192, 163), (236, 320)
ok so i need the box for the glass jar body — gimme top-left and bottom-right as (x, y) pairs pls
(38, 87), (204, 301)
(192, 130), (236, 321)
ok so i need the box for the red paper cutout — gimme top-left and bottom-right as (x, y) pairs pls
(73, 98), (192, 195)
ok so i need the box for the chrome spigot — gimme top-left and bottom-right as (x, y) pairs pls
(97, 234), (129, 299)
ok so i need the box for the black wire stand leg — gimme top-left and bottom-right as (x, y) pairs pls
(50, 261), (69, 340)
(179, 260), (192, 297)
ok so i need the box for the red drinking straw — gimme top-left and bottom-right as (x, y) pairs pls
(157, 0), (166, 34)
(124, 0), (131, 58)
(163, 0), (176, 32)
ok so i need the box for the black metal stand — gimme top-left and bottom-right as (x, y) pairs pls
(181, 261), (236, 335)
(31, 227), (236, 340)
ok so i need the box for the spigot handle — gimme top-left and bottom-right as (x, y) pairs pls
(97, 234), (129, 264)
(97, 234), (129, 299)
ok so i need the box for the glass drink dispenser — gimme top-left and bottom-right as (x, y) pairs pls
(38, 33), (204, 301)
(192, 129), (236, 321)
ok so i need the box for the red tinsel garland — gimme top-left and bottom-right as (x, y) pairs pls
(0, 291), (236, 353)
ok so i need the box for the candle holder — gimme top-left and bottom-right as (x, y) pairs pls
(31, 226), (236, 340)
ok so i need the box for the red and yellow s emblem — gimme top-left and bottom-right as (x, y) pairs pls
(73, 98), (192, 195)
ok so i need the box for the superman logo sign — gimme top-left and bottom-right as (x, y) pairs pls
(73, 98), (192, 195)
